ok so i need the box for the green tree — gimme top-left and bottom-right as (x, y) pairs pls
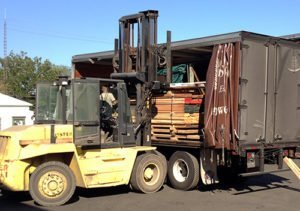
(0, 51), (70, 104)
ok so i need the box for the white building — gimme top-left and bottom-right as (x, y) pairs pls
(0, 93), (34, 130)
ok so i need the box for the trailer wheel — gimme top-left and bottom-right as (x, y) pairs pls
(168, 151), (199, 190)
(29, 161), (76, 207)
(130, 153), (166, 193)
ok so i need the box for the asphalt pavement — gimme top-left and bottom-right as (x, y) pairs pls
(1, 160), (299, 211)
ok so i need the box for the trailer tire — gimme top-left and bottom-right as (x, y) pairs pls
(29, 161), (76, 207)
(130, 153), (166, 193)
(168, 151), (199, 190)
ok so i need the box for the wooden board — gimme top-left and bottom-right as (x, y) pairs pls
(153, 104), (185, 112)
(151, 124), (199, 129)
(175, 129), (199, 134)
(152, 113), (199, 118)
(283, 157), (300, 180)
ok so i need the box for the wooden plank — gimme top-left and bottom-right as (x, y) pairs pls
(175, 129), (199, 134)
(174, 124), (199, 128)
(186, 135), (201, 139)
(151, 119), (187, 124)
(152, 124), (199, 129)
(154, 98), (185, 101)
(283, 157), (300, 180)
(153, 105), (184, 112)
(151, 118), (199, 124)
(151, 128), (171, 133)
(157, 92), (193, 98)
(152, 117), (187, 121)
(153, 134), (172, 138)
(152, 134), (201, 140)
(171, 137), (201, 142)
(152, 113), (200, 118)
(151, 124), (172, 128)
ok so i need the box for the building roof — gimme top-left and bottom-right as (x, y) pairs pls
(281, 33), (300, 42)
(0, 93), (32, 107)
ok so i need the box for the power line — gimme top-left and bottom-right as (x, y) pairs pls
(7, 27), (113, 44)
(9, 22), (103, 41)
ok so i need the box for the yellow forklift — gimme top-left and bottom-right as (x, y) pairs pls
(0, 10), (167, 206)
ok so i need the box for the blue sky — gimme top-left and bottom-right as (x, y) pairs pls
(0, 0), (299, 66)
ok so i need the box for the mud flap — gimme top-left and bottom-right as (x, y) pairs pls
(200, 149), (219, 185)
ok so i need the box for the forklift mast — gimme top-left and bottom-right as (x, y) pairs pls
(118, 10), (158, 81)
(111, 10), (160, 146)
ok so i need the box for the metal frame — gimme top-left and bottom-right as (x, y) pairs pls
(72, 31), (300, 65)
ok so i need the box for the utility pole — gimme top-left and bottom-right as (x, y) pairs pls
(2, 9), (8, 94)
(4, 9), (7, 59)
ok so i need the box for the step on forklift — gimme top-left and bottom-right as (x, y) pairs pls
(0, 10), (169, 206)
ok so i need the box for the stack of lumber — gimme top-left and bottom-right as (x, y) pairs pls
(151, 88), (204, 142)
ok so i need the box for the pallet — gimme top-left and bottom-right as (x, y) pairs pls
(151, 121), (202, 143)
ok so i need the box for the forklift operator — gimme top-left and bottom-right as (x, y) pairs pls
(100, 85), (117, 107)
(100, 85), (118, 142)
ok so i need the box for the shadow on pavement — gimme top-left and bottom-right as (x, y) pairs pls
(76, 185), (130, 199)
(198, 173), (300, 195)
(1, 185), (138, 207)
(0, 190), (45, 211)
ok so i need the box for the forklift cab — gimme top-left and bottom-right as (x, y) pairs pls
(35, 77), (136, 147)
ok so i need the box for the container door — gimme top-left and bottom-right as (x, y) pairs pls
(239, 39), (273, 144)
(240, 39), (300, 145)
(274, 45), (300, 143)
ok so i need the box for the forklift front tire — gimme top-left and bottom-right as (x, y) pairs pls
(130, 153), (166, 193)
(29, 161), (76, 207)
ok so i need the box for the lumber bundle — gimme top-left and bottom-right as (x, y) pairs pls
(151, 87), (204, 142)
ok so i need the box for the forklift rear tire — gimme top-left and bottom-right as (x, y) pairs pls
(130, 153), (167, 193)
(168, 151), (199, 190)
(29, 161), (76, 207)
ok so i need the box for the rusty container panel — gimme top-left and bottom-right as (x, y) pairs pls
(204, 43), (240, 150)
